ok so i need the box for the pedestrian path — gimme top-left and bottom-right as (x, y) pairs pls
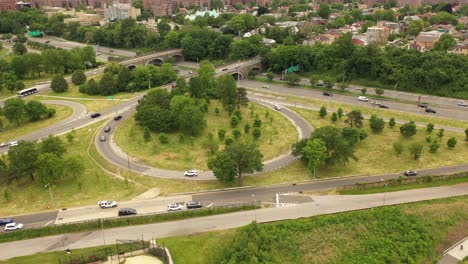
(439, 237), (468, 264)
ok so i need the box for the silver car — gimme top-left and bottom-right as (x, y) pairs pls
(457, 101), (467, 107)
(100, 135), (106, 142)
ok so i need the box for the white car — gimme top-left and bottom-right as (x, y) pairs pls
(358, 96), (369, 102)
(262, 85), (269, 89)
(274, 104), (282, 111)
(98, 200), (118, 208)
(184, 169), (198, 177)
(167, 203), (183, 211)
(4, 223), (23, 232)
(8, 141), (18, 147)
(457, 101), (467, 107)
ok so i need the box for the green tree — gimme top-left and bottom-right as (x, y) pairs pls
(41, 135), (66, 157)
(208, 151), (236, 184)
(13, 42), (27, 55)
(447, 137), (457, 149)
(218, 129), (226, 140)
(319, 106), (327, 118)
(408, 20), (424, 36)
(231, 115), (239, 128)
(266, 72), (274, 82)
(400, 121), (417, 138)
(345, 110), (364, 128)
(337, 82), (348, 91)
(232, 129), (241, 139)
(369, 114), (385, 133)
(189, 76), (204, 98)
(117, 67), (131, 92)
(302, 138), (328, 175)
(361, 88), (367, 95)
(66, 133), (74, 144)
(25, 100), (47, 122)
(99, 72), (116, 95)
(426, 123), (434, 134)
(36, 153), (64, 185)
(429, 140), (440, 153)
(218, 75), (237, 107)
(433, 34), (456, 51)
(8, 141), (39, 181)
(3, 98), (25, 126)
(465, 128), (468, 142)
(389, 117), (396, 128)
(337, 108), (343, 119)
(330, 112), (338, 122)
(285, 73), (300, 86)
(64, 156), (84, 179)
(409, 142), (423, 160)
(50, 75), (68, 93)
(375, 88), (384, 96)
(317, 3), (331, 19)
(237, 87), (249, 108)
(393, 142), (404, 156)
(178, 105), (206, 135)
(252, 127), (261, 139)
(244, 123), (251, 134)
(437, 128), (445, 139)
(71, 70), (87, 85)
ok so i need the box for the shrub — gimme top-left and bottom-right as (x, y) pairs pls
(400, 121), (416, 138)
(232, 129), (241, 139)
(426, 123), (434, 134)
(252, 127), (261, 139)
(447, 137), (457, 149)
(330, 112), (338, 122)
(143, 127), (151, 142)
(71, 70), (87, 85)
(225, 137), (234, 145)
(230, 115), (239, 128)
(319, 106), (327, 118)
(393, 142), (404, 157)
(253, 118), (262, 128)
(388, 118), (396, 128)
(158, 133), (169, 144)
(218, 129), (226, 140)
(244, 123), (251, 133)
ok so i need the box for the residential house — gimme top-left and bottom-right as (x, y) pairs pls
(412, 31), (442, 51)
(366, 26), (389, 44)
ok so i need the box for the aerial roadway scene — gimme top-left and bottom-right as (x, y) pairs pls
(0, 0), (467, 263)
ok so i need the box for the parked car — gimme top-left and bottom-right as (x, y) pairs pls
(418, 102), (429, 108)
(322, 92), (333, 97)
(104, 127), (111, 133)
(261, 85), (269, 89)
(222, 68), (228, 71)
(184, 169), (198, 177)
(425, 108), (437, 113)
(0, 218), (13, 225)
(114, 115), (123, 121)
(98, 200), (118, 208)
(358, 96), (369, 102)
(90, 113), (101, 118)
(0, 142), (8, 148)
(274, 104), (282, 111)
(45, 40), (50, 44)
(186, 201), (202, 209)
(167, 203), (183, 211)
(189, 71), (194, 74)
(457, 101), (468, 107)
(378, 104), (389, 109)
(404, 170), (418, 176)
(8, 141), (18, 147)
(118, 208), (137, 216)
(4, 223), (23, 232)
(100, 135), (106, 142)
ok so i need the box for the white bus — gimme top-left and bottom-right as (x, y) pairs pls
(17, 87), (39, 97)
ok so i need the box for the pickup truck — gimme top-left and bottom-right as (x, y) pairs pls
(98, 200), (118, 208)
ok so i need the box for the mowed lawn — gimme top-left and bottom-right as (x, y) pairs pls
(114, 100), (298, 171)
(240, 107), (468, 185)
(0, 121), (146, 216)
(159, 196), (468, 264)
(0, 104), (73, 143)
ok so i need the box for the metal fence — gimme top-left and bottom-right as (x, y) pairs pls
(337, 173), (468, 191)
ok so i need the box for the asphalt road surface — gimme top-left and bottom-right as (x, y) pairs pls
(242, 80), (468, 122)
(1, 183), (467, 260)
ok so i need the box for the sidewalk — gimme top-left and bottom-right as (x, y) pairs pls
(439, 237), (468, 264)
(0, 183), (466, 260)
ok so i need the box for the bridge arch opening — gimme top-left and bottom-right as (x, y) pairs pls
(250, 67), (261, 75)
(127, 65), (136, 71)
(147, 58), (165, 66)
(172, 54), (184, 63)
(232, 73), (244, 80)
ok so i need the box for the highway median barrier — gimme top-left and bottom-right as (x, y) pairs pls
(0, 203), (256, 244)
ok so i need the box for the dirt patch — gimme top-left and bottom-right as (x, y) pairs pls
(123, 255), (163, 264)
(436, 222), (468, 254)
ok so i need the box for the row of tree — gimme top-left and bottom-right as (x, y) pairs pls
(79, 63), (177, 96)
(264, 35), (468, 98)
(1, 98), (56, 127)
(1, 135), (84, 185)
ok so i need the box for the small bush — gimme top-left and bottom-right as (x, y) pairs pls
(158, 133), (169, 144)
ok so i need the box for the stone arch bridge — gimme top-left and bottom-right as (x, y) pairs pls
(122, 49), (184, 70)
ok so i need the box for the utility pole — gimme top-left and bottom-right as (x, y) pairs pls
(45, 183), (55, 208)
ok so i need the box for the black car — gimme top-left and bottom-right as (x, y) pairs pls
(378, 104), (389, 109)
(90, 113), (101, 118)
(186, 201), (202, 209)
(322, 92), (333, 97)
(404, 170), (418, 176)
(104, 127), (111, 133)
(118, 208), (137, 216)
(425, 108), (437, 113)
(114, 115), (123, 121)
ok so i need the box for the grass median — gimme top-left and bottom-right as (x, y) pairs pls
(0, 205), (255, 244)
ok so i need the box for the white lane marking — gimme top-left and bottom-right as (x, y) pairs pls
(43, 220), (54, 227)
(206, 203), (213, 208)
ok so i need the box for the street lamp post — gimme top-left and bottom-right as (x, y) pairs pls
(45, 183), (55, 208)
(100, 218), (106, 245)
(252, 194), (257, 222)
(126, 152), (131, 173)
(418, 147), (428, 168)
(381, 179), (388, 206)
(237, 61), (240, 87)
(394, 82), (398, 99)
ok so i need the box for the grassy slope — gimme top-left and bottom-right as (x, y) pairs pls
(0, 104), (73, 143)
(114, 101), (298, 170)
(0, 121), (145, 216)
(159, 195), (468, 264)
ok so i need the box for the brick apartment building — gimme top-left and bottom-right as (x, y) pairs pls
(144, 0), (271, 17)
(0, 0), (16, 10)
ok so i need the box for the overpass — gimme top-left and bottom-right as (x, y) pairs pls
(215, 57), (263, 80)
(122, 49), (184, 69)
